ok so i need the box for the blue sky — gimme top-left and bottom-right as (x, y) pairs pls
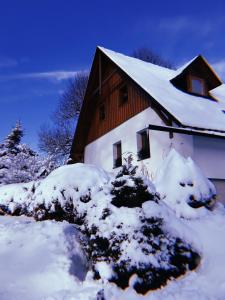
(1, 0), (225, 150)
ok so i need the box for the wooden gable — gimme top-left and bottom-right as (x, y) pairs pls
(170, 55), (222, 99)
(69, 48), (176, 163)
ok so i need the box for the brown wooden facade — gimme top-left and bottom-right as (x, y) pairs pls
(86, 67), (151, 145)
(70, 50), (155, 162)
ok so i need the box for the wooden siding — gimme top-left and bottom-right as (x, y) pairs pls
(70, 48), (173, 163)
(86, 66), (150, 144)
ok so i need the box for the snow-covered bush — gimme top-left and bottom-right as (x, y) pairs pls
(88, 209), (199, 294)
(0, 122), (56, 186)
(154, 149), (216, 218)
(0, 163), (110, 218)
(0, 162), (200, 294)
(111, 160), (157, 208)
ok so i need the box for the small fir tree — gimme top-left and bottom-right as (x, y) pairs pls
(4, 121), (23, 150)
(0, 122), (55, 186)
(111, 155), (156, 208)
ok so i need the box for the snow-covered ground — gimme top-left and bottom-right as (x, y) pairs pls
(0, 149), (224, 300)
(1, 207), (225, 300)
(0, 216), (102, 300)
(150, 207), (225, 300)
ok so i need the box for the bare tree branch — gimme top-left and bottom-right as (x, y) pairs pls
(132, 47), (175, 70)
(38, 71), (89, 163)
(53, 72), (89, 126)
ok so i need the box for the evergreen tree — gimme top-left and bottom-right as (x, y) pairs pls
(0, 122), (55, 186)
(111, 155), (157, 208)
(4, 121), (23, 151)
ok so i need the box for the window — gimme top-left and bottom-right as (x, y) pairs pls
(113, 141), (122, 168)
(119, 85), (128, 105)
(189, 76), (206, 96)
(137, 129), (150, 160)
(99, 103), (106, 120)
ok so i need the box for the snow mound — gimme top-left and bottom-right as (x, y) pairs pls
(0, 163), (110, 218)
(0, 181), (34, 214)
(0, 162), (200, 294)
(0, 216), (97, 300)
(154, 149), (216, 218)
(34, 163), (110, 202)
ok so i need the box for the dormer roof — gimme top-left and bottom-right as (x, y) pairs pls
(171, 55), (222, 92)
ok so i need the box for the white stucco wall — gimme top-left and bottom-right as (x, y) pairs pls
(193, 136), (225, 179)
(84, 109), (225, 199)
(84, 107), (193, 179)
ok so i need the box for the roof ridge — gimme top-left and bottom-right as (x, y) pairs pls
(98, 46), (176, 72)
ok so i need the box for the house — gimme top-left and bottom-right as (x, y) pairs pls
(69, 46), (225, 199)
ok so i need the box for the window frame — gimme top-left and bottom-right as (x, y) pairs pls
(188, 75), (206, 96)
(113, 141), (122, 168)
(136, 129), (150, 161)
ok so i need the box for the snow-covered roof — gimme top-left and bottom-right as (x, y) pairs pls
(99, 47), (225, 132)
(173, 56), (198, 76)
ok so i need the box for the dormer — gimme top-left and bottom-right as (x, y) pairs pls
(170, 55), (223, 99)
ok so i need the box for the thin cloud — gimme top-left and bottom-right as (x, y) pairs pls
(0, 57), (18, 68)
(0, 56), (30, 69)
(158, 16), (221, 38)
(159, 17), (190, 34)
(17, 71), (78, 80)
(0, 70), (82, 82)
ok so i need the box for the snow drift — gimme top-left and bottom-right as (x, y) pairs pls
(154, 149), (216, 218)
(0, 216), (91, 300)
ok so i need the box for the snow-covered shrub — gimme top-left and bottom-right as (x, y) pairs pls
(30, 163), (110, 222)
(0, 122), (56, 186)
(154, 149), (216, 218)
(88, 210), (199, 294)
(111, 161), (157, 208)
(0, 162), (200, 294)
